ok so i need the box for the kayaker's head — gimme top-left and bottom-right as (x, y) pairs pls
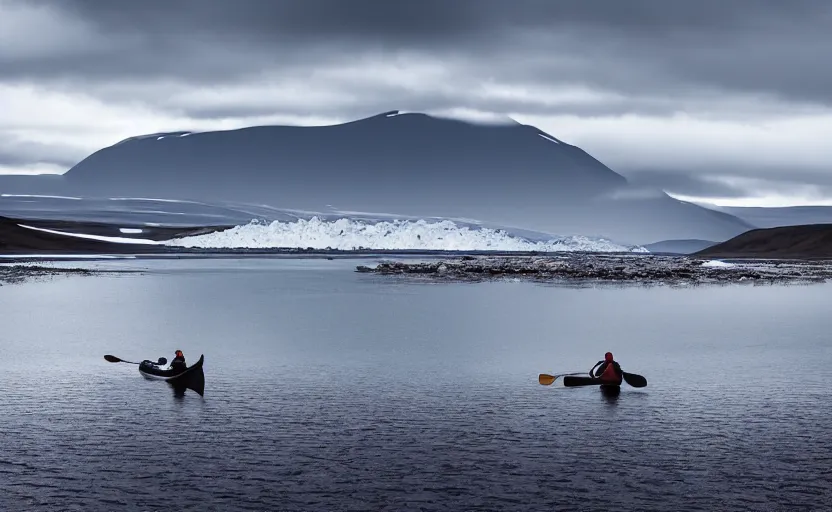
(175, 350), (184, 358)
(605, 352), (614, 362)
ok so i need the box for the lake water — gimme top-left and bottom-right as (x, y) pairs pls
(2, 257), (831, 511)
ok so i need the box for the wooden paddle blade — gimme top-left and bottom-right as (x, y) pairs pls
(538, 374), (557, 385)
(623, 372), (647, 388)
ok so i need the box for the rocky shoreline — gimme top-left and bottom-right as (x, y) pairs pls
(0, 265), (134, 286)
(355, 254), (832, 286)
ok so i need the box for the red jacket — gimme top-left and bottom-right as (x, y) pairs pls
(591, 360), (622, 383)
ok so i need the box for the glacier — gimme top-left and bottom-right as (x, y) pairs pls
(165, 217), (648, 252)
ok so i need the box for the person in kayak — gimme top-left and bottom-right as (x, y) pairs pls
(170, 350), (187, 373)
(590, 352), (623, 384)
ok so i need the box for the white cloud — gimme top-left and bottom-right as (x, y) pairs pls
(668, 177), (832, 207)
(0, 82), (345, 173)
(0, 162), (66, 175)
(475, 81), (626, 108)
(668, 193), (832, 208)
(514, 111), (832, 174)
(425, 107), (514, 124)
(164, 77), (361, 114)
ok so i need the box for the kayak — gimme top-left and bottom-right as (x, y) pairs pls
(563, 375), (621, 395)
(139, 354), (205, 396)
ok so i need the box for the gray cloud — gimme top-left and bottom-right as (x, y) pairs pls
(2, 0), (831, 204)
(623, 172), (752, 199)
(6, 0), (832, 106)
(50, 0), (830, 44)
(0, 140), (82, 169)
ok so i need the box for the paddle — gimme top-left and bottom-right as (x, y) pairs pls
(623, 371), (647, 388)
(104, 355), (141, 365)
(105, 355), (170, 366)
(538, 372), (586, 385)
(541, 369), (648, 388)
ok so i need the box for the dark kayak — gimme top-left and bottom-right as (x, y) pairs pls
(139, 354), (205, 396)
(563, 375), (621, 395)
(564, 371), (647, 389)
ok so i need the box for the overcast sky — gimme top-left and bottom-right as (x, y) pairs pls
(2, 0), (831, 206)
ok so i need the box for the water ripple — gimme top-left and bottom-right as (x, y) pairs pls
(2, 368), (831, 511)
(2, 264), (832, 511)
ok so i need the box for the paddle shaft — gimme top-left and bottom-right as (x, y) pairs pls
(104, 355), (141, 365)
(542, 369), (647, 388)
(538, 372), (587, 385)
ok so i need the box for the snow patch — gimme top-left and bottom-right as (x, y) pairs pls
(108, 197), (201, 204)
(2, 194), (82, 200)
(165, 217), (647, 252)
(384, 110), (415, 117)
(119, 228), (144, 234)
(701, 260), (735, 268)
(538, 133), (560, 144)
(18, 224), (161, 245)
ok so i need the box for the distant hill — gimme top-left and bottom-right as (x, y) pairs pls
(0, 111), (753, 245)
(695, 224), (832, 259)
(643, 239), (717, 254)
(720, 206), (832, 228)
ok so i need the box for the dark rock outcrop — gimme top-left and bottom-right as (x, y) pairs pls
(356, 254), (832, 286)
(0, 265), (92, 285)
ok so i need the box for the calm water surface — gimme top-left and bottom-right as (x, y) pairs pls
(2, 258), (831, 511)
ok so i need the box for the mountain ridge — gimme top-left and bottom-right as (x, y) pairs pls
(2, 110), (753, 245)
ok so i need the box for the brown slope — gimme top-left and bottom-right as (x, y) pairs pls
(0, 216), (228, 254)
(694, 224), (832, 259)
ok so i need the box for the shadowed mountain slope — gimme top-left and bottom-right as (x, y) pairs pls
(3, 111), (753, 244)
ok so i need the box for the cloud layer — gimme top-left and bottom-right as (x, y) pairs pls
(2, 0), (831, 205)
